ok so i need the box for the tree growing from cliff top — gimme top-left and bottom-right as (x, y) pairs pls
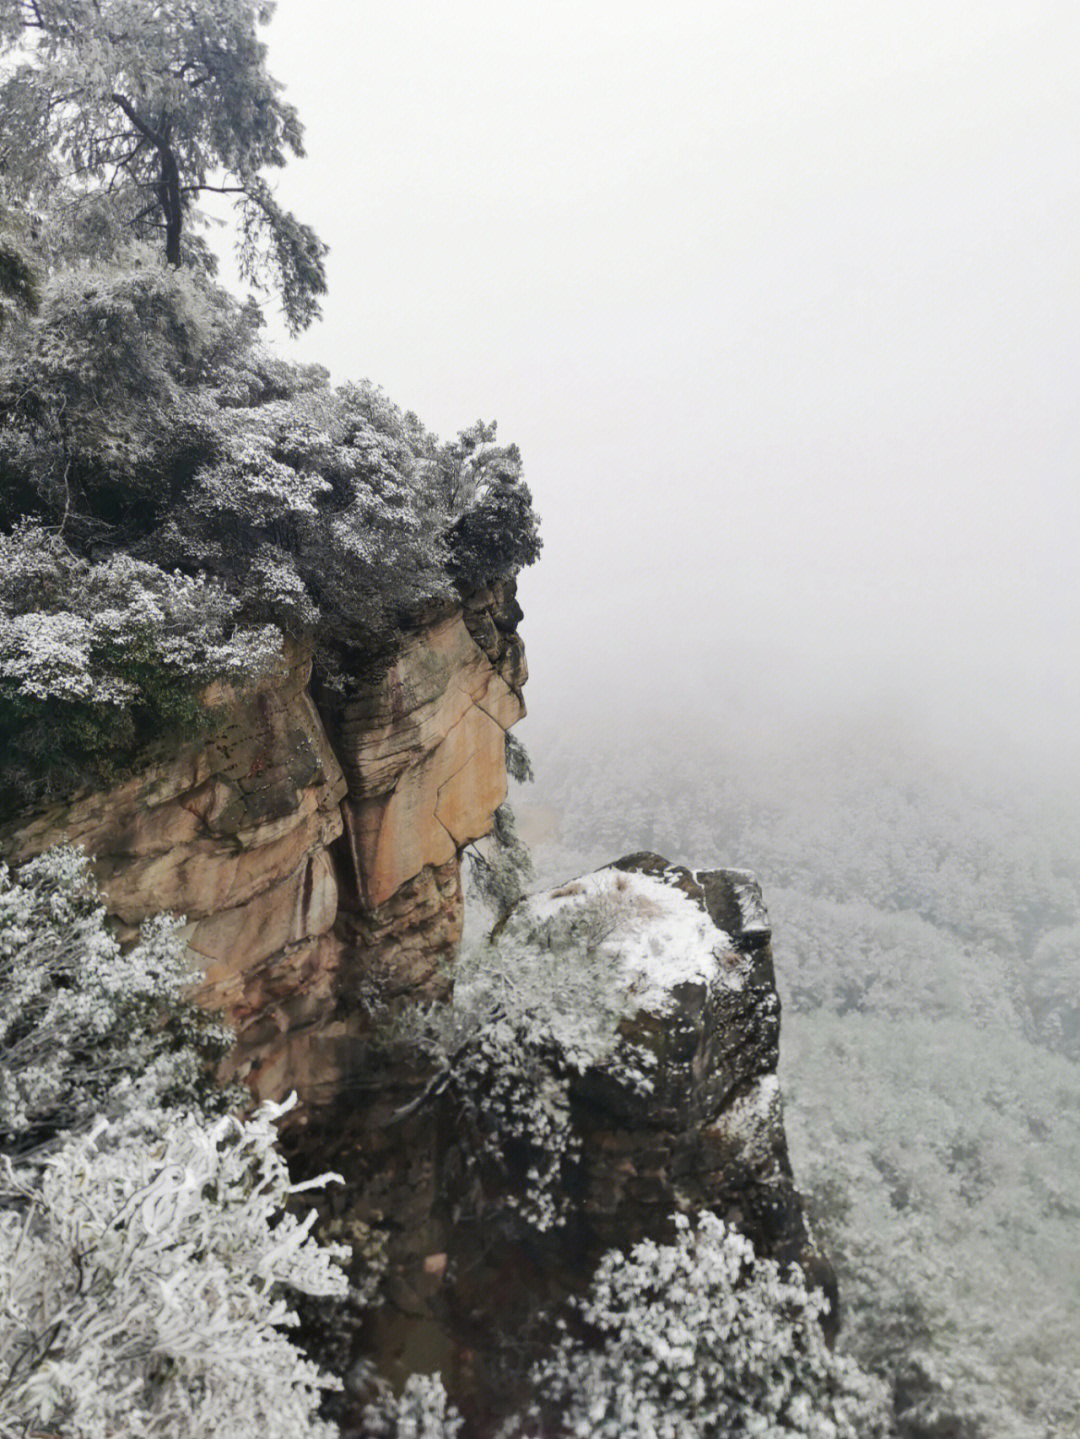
(0, 0), (325, 331)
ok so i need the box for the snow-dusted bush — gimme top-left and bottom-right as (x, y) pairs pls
(0, 844), (232, 1154)
(0, 251), (539, 802)
(402, 882), (661, 1233)
(0, 522), (281, 800)
(0, 261), (539, 678)
(467, 802), (535, 929)
(0, 1095), (348, 1439)
(157, 388), (538, 668)
(361, 1372), (464, 1438)
(444, 428), (541, 587)
(530, 1211), (891, 1438)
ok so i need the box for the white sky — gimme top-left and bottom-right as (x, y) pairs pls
(244, 0), (1080, 757)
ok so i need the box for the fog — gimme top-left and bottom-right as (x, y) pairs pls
(248, 0), (1080, 765)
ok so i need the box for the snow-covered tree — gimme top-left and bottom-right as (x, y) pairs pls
(0, 843), (363, 1438)
(529, 1211), (891, 1439)
(0, 524), (282, 802)
(0, 1096), (348, 1439)
(0, 0), (326, 331)
(0, 254), (539, 797)
(402, 884), (660, 1234)
(0, 197), (38, 335)
(0, 844), (234, 1155)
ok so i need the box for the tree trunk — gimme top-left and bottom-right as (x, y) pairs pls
(159, 146), (183, 267)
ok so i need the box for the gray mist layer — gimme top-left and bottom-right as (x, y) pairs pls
(246, 0), (1079, 766)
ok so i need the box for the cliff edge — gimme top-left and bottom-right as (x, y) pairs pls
(0, 587), (828, 1433)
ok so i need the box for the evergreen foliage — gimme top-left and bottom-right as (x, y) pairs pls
(0, 523), (282, 804)
(0, 202), (39, 334)
(361, 1372), (465, 1438)
(467, 802), (535, 931)
(0, 846), (353, 1437)
(403, 886), (677, 1234)
(0, 2), (540, 801)
(0, 253), (539, 796)
(0, 0), (326, 331)
(0, 1097), (349, 1439)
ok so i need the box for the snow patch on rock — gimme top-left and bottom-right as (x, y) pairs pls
(524, 865), (746, 1015)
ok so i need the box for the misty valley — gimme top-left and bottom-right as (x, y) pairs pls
(517, 712), (1080, 1436)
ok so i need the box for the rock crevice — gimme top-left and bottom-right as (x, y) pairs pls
(0, 582), (526, 1109)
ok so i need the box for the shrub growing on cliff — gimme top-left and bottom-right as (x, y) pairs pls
(528, 1212), (891, 1438)
(403, 882), (662, 1232)
(0, 523), (283, 804)
(467, 802), (535, 931)
(0, 1097), (349, 1439)
(0, 250), (540, 795)
(0, 844), (233, 1155)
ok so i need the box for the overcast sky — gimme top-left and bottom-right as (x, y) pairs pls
(245, 0), (1080, 759)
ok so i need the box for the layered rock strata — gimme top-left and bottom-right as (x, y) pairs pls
(0, 582), (527, 1112)
(1, 581), (824, 1433)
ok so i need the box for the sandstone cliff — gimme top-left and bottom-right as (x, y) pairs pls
(0, 583), (824, 1433)
(0, 581), (526, 1120)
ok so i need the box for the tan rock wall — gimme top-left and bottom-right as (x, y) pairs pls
(0, 585), (526, 1112)
(332, 609), (524, 908)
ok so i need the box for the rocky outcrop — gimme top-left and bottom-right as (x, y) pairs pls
(295, 854), (822, 1435)
(0, 582), (526, 1112)
(570, 855), (808, 1263)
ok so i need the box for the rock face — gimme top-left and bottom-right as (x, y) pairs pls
(571, 855), (809, 1264)
(0, 582), (527, 1112)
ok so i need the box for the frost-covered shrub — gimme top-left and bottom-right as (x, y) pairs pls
(361, 1372), (465, 1438)
(467, 802), (535, 929)
(0, 523), (281, 799)
(0, 252), (539, 791)
(530, 1212), (891, 1438)
(0, 1095), (348, 1439)
(0, 204), (39, 336)
(0, 254), (253, 514)
(403, 885), (660, 1233)
(444, 430), (542, 588)
(157, 388), (538, 667)
(0, 262), (539, 668)
(505, 731), (535, 786)
(0, 844), (232, 1154)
